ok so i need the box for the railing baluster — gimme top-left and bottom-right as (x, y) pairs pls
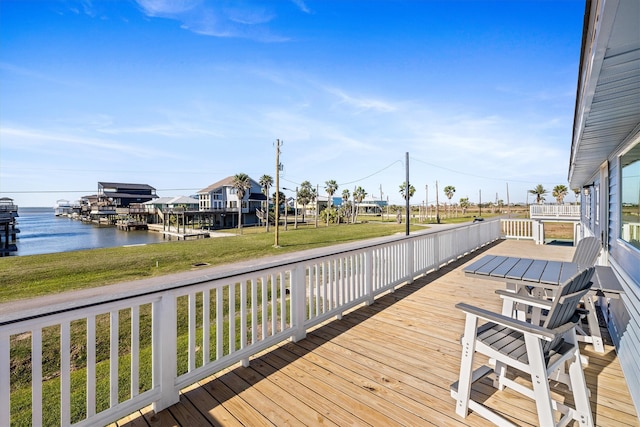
(131, 305), (140, 398)
(229, 283), (236, 352)
(203, 289), (210, 364)
(252, 278), (259, 344)
(262, 277), (268, 341)
(188, 293), (196, 372)
(280, 272), (286, 332)
(271, 275), (277, 335)
(314, 263), (320, 316)
(110, 310), (119, 407)
(240, 281), (247, 350)
(87, 315), (96, 417)
(32, 328), (42, 426)
(216, 287), (223, 358)
(0, 332), (10, 426)
(61, 320), (71, 425)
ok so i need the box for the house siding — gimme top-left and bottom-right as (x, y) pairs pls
(598, 148), (640, 415)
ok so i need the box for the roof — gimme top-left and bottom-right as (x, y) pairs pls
(98, 182), (156, 191)
(144, 196), (199, 205)
(100, 192), (158, 199)
(198, 176), (260, 194)
(248, 193), (267, 201)
(568, 0), (640, 188)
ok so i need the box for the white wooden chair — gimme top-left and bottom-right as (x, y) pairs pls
(451, 267), (595, 427)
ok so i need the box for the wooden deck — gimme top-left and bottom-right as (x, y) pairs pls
(112, 240), (639, 427)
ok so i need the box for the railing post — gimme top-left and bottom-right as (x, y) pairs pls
(153, 292), (179, 412)
(291, 264), (307, 342)
(365, 250), (374, 305)
(433, 233), (440, 271)
(406, 239), (414, 284)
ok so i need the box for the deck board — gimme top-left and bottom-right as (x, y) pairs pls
(115, 240), (639, 427)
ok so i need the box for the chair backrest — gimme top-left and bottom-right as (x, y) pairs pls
(572, 236), (601, 268)
(542, 267), (595, 353)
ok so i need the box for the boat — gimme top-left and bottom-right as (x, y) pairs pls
(54, 199), (72, 216)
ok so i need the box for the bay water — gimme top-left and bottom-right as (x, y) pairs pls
(14, 207), (166, 256)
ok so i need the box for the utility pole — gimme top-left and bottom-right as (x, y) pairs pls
(506, 182), (511, 218)
(405, 152), (410, 236)
(315, 184), (319, 228)
(479, 189), (482, 217)
(435, 180), (440, 224)
(425, 184), (428, 222)
(379, 184), (383, 220)
(274, 139), (282, 247)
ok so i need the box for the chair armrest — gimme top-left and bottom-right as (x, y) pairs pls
(495, 289), (553, 309)
(455, 302), (556, 340)
(549, 321), (581, 337)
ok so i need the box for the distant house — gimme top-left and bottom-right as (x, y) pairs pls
(198, 176), (266, 228)
(144, 196), (199, 213)
(98, 182), (158, 207)
(568, 0), (639, 412)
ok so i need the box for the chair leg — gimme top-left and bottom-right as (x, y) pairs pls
(455, 314), (479, 418)
(493, 360), (508, 391)
(566, 332), (594, 426)
(524, 335), (556, 426)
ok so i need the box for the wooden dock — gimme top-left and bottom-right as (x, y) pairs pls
(162, 230), (210, 240)
(112, 240), (639, 426)
(116, 220), (149, 231)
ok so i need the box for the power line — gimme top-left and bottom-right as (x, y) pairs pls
(409, 156), (563, 185)
(0, 188), (202, 194)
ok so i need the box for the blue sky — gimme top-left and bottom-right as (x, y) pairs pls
(1, 0), (586, 207)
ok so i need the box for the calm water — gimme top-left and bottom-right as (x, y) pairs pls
(14, 207), (165, 256)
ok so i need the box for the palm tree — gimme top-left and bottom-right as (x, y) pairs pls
(325, 179), (339, 227)
(341, 188), (351, 224)
(352, 186), (367, 223)
(460, 197), (470, 214)
(529, 184), (548, 204)
(444, 185), (456, 218)
(297, 181), (314, 222)
(399, 182), (416, 201)
(259, 174), (273, 231)
(232, 173), (251, 233)
(552, 184), (569, 204)
(398, 182), (415, 225)
(573, 188), (581, 204)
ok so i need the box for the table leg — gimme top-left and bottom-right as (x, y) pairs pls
(584, 293), (605, 353)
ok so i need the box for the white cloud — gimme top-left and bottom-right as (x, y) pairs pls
(133, 0), (292, 42)
(1, 126), (163, 158)
(135, 0), (202, 16)
(325, 87), (398, 113)
(291, 0), (311, 14)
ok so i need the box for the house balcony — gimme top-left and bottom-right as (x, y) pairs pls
(1, 223), (636, 426)
(529, 204), (581, 221)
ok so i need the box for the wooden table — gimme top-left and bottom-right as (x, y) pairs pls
(463, 255), (623, 353)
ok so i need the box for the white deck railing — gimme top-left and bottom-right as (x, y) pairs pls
(501, 218), (534, 240)
(529, 204), (580, 218)
(1, 220), (500, 427)
(622, 222), (640, 243)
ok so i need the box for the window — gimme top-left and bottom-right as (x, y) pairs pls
(621, 143), (640, 250)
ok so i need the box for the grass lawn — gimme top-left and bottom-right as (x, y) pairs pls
(0, 222), (420, 303)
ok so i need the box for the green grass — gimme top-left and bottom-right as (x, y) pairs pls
(0, 222), (418, 303)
